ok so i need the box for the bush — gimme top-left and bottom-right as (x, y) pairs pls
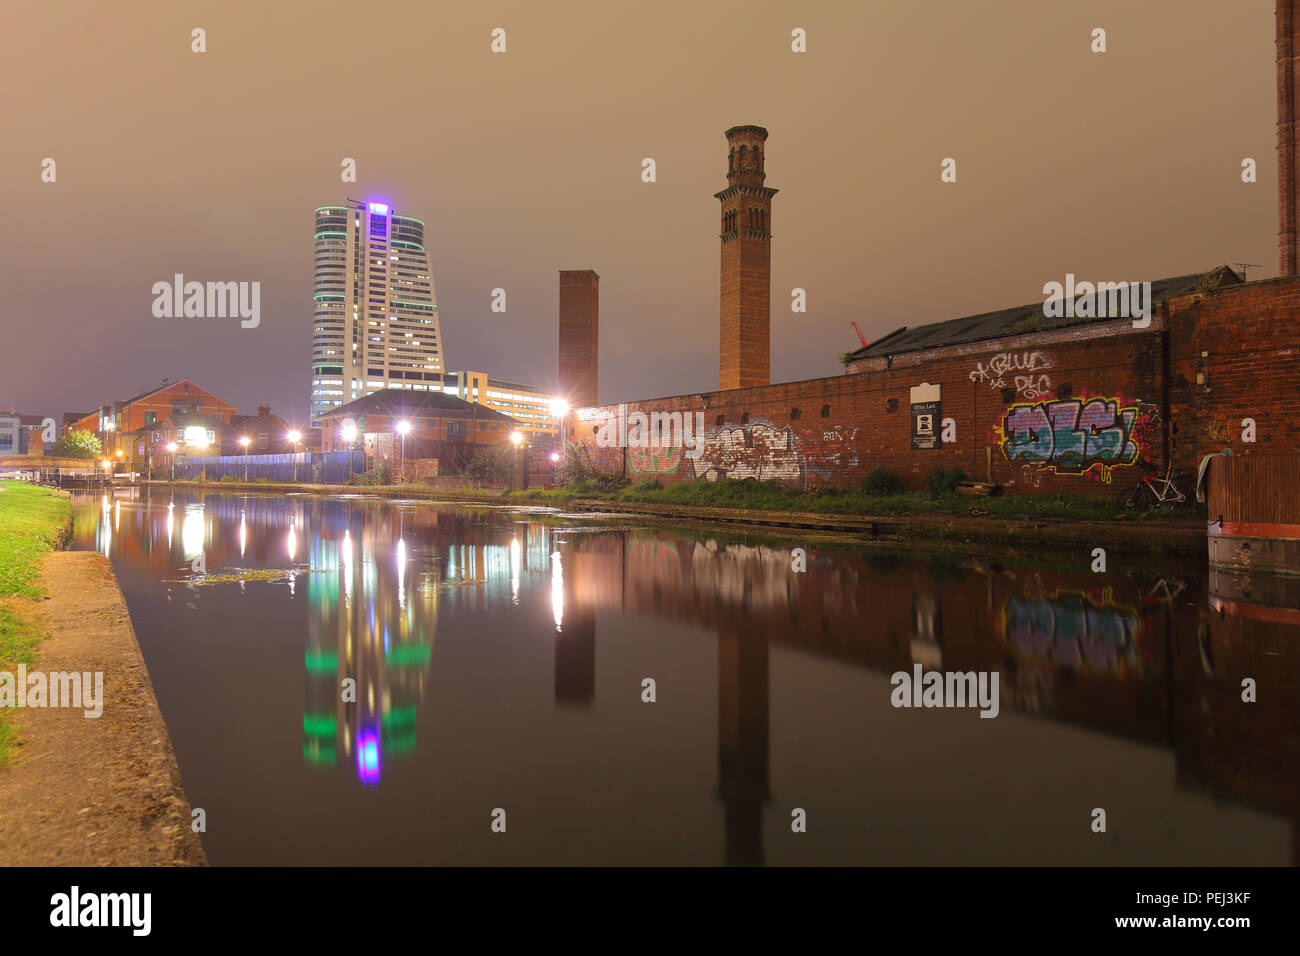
(557, 442), (628, 492)
(926, 466), (965, 498)
(465, 446), (509, 485)
(629, 477), (664, 492)
(51, 429), (102, 459)
(218, 475), (238, 483)
(861, 467), (905, 496)
(353, 463), (392, 486)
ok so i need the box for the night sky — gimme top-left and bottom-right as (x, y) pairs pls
(0, 0), (1278, 424)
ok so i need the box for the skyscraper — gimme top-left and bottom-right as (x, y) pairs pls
(310, 201), (443, 425)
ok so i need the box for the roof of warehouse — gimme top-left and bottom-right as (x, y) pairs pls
(845, 266), (1243, 361)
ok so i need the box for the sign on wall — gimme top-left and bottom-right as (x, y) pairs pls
(910, 383), (941, 451)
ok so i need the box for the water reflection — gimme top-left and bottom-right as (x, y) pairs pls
(70, 488), (1300, 865)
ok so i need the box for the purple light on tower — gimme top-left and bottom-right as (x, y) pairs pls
(368, 201), (390, 239)
(356, 726), (381, 786)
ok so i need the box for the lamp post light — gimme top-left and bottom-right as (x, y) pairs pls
(341, 422), (359, 481)
(509, 430), (524, 491)
(548, 397), (569, 460)
(240, 436), (251, 481)
(396, 420), (411, 484)
(166, 442), (178, 481)
(287, 430), (302, 482)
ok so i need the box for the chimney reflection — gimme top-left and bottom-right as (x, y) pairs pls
(717, 623), (770, 867)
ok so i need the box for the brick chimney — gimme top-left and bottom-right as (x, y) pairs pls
(558, 270), (599, 408)
(716, 126), (777, 390)
(257, 403), (270, 417)
(1280, 1), (1300, 275)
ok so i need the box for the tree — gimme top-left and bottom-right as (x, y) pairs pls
(51, 429), (102, 459)
(465, 445), (509, 485)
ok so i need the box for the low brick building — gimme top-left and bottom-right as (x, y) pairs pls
(319, 388), (521, 475)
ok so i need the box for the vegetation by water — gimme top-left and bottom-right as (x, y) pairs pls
(162, 462), (1205, 523)
(507, 476), (1203, 522)
(0, 482), (72, 764)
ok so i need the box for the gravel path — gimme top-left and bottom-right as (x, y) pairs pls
(0, 552), (206, 866)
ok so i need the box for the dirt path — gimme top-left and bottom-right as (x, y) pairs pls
(0, 552), (205, 865)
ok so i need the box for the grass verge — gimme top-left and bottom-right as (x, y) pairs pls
(0, 482), (72, 764)
(503, 477), (1204, 522)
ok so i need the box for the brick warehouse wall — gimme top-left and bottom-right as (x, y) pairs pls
(569, 276), (1300, 498)
(1168, 276), (1300, 457)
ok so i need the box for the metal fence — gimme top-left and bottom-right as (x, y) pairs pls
(174, 450), (365, 484)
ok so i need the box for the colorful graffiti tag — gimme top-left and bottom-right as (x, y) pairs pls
(628, 444), (688, 476)
(997, 397), (1144, 480)
(1001, 587), (1145, 673)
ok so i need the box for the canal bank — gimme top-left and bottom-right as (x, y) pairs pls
(0, 489), (205, 865)
(142, 479), (1207, 555)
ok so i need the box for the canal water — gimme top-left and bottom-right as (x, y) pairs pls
(71, 488), (1298, 866)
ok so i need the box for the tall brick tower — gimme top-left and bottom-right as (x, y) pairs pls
(558, 269), (599, 408)
(1280, 1), (1300, 275)
(716, 126), (777, 390)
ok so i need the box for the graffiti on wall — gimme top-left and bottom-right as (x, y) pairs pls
(687, 421), (806, 483)
(1001, 586), (1145, 673)
(969, 351), (1053, 399)
(996, 397), (1146, 481)
(628, 444), (687, 476)
(804, 425), (860, 481)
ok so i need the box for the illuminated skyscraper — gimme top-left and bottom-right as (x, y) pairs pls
(310, 201), (443, 425)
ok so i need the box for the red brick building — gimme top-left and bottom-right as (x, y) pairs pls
(561, 20), (1300, 501)
(319, 389), (521, 476)
(69, 379), (237, 460)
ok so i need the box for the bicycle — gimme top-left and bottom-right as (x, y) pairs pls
(1121, 462), (1186, 511)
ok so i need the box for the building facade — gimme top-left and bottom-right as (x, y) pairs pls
(311, 202), (443, 425)
(318, 388), (522, 478)
(561, 111), (1300, 500)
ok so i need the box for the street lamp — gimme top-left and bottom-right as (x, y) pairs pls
(548, 397), (569, 469)
(239, 436), (251, 482)
(286, 430), (302, 482)
(396, 420), (411, 484)
(510, 430), (524, 491)
(166, 442), (178, 481)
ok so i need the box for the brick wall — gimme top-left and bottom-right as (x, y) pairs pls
(573, 318), (1169, 498)
(569, 277), (1300, 499)
(1168, 277), (1300, 460)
